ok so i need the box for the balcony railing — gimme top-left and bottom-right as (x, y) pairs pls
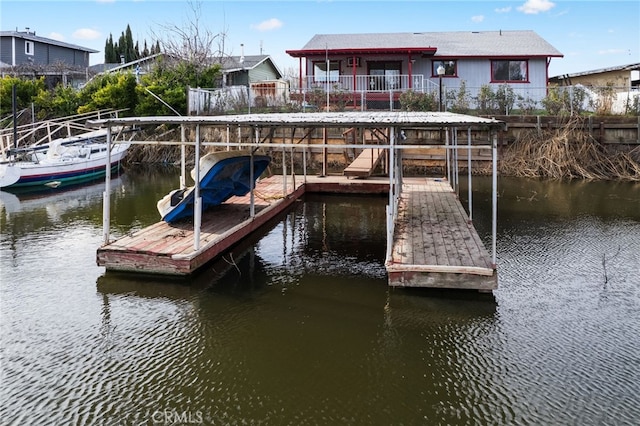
(295, 74), (437, 94)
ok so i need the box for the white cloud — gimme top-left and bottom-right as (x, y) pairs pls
(597, 48), (626, 55)
(72, 28), (102, 40)
(553, 9), (568, 17)
(48, 32), (65, 42)
(471, 15), (484, 23)
(495, 6), (512, 13)
(517, 0), (555, 14)
(251, 18), (283, 32)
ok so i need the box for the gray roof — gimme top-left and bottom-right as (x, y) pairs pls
(220, 55), (273, 70)
(551, 62), (640, 79)
(89, 63), (123, 74)
(0, 31), (99, 53)
(219, 54), (283, 78)
(91, 53), (165, 74)
(290, 30), (562, 58)
(89, 53), (283, 79)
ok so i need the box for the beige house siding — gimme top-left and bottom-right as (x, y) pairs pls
(555, 70), (633, 92)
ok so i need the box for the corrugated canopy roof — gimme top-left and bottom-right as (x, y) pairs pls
(89, 111), (504, 130)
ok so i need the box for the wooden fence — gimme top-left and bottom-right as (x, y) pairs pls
(490, 115), (640, 145)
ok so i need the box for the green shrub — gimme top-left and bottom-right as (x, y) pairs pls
(399, 89), (437, 111)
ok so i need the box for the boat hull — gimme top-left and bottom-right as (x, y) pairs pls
(0, 143), (129, 190)
(158, 151), (271, 223)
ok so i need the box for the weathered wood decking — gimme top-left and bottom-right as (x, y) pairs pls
(97, 176), (305, 275)
(93, 112), (500, 289)
(386, 178), (496, 290)
(99, 175), (495, 291)
(343, 148), (385, 178)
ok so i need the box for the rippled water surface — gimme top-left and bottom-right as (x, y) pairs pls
(1, 170), (639, 425)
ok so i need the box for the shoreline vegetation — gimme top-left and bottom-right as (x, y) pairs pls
(498, 118), (640, 180)
(123, 116), (640, 182)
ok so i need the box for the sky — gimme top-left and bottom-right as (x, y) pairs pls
(1, 0), (639, 77)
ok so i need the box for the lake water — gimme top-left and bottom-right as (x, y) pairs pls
(1, 168), (639, 425)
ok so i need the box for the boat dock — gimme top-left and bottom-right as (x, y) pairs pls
(91, 112), (502, 291)
(98, 175), (305, 275)
(386, 178), (496, 290)
(97, 175), (495, 289)
(343, 147), (385, 178)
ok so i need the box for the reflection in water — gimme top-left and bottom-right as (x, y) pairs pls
(1, 169), (639, 425)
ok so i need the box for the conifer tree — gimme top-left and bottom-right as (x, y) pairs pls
(102, 24), (160, 63)
(125, 25), (136, 61)
(117, 32), (127, 62)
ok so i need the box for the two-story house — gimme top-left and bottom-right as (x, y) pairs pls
(286, 30), (563, 110)
(0, 29), (98, 87)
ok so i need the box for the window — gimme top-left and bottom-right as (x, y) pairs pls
(432, 60), (457, 77)
(25, 41), (34, 56)
(491, 60), (528, 82)
(368, 61), (402, 91)
(313, 60), (339, 83)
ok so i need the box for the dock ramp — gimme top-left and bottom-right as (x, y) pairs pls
(343, 148), (385, 178)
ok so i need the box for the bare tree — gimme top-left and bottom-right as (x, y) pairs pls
(150, 0), (230, 66)
(282, 66), (301, 90)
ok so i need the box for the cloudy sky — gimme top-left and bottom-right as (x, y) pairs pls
(2, 0), (638, 77)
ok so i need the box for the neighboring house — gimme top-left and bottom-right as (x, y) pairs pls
(91, 52), (287, 114)
(88, 53), (165, 84)
(217, 54), (283, 87)
(549, 63), (640, 92)
(549, 63), (640, 114)
(0, 29), (98, 88)
(189, 54), (288, 114)
(286, 30), (563, 109)
(92, 53), (283, 88)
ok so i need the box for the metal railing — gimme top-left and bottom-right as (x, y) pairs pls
(296, 74), (436, 93)
(0, 108), (127, 158)
(188, 82), (640, 115)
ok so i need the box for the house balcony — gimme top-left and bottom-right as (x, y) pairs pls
(291, 74), (438, 110)
(294, 74), (436, 94)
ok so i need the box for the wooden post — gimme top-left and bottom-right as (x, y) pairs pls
(599, 122), (604, 143)
(321, 127), (327, 177)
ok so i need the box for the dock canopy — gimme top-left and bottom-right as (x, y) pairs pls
(88, 111), (505, 131)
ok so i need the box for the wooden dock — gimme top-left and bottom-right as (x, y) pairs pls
(97, 175), (305, 275)
(343, 148), (385, 178)
(99, 175), (495, 291)
(386, 178), (496, 290)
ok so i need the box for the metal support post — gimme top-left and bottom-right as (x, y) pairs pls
(102, 126), (112, 244)
(193, 125), (202, 251)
